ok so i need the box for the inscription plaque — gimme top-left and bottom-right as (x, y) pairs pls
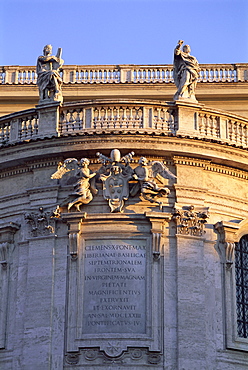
(83, 239), (147, 334)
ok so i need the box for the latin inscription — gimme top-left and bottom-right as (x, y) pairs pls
(83, 240), (147, 334)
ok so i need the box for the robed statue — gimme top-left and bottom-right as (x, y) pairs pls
(173, 40), (200, 101)
(36, 44), (64, 102)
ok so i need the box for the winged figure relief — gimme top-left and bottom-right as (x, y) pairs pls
(131, 157), (176, 207)
(51, 158), (97, 211)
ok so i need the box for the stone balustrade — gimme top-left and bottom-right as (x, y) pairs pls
(0, 100), (248, 149)
(0, 63), (247, 85)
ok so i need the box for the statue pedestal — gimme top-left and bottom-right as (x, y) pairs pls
(36, 101), (62, 138)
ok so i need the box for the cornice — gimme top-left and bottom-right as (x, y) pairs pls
(173, 155), (248, 179)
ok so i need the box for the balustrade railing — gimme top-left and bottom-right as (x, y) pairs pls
(59, 101), (177, 135)
(0, 109), (39, 144)
(0, 64), (247, 85)
(0, 100), (248, 149)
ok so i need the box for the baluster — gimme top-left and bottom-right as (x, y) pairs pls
(138, 108), (143, 128)
(128, 108), (133, 128)
(97, 107), (102, 129)
(27, 116), (33, 137)
(99, 108), (104, 128)
(198, 113), (204, 135)
(158, 68), (163, 83)
(78, 70), (82, 83)
(156, 108), (161, 130)
(109, 107), (114, 128)
(153, 108), (158, 129)
(33, 116), (39, 135)
(125, 108), (130, 129)
(93, 108), (98, 129)
(71, 70), (76, 83)
(114, 107), (119, 128)
(203, 69), (207, 82)
(244, 124), (248, 147)
(166, 109), (173, 133)
(69, 111), (74, 131)
(238, 122), (243, 145)
(23, 118), (28, 138)
(75, 109), (81, 130)
(109, 69), (113, 83)
(25, 70), (29, 84)
(106, 108), (111, 129)
(100, 69), (104, 83)
(0, 125), (4, 143)
(60, 111), (66, 133)
(228, 120), (233, 142)
(122, 107), (127, 129)
(132, 107), (138, 128)
(227, 69), (231, 82)
(33, 70), (37, 84)
(81, 70), (85, 83)
(222, 68), (226, 82)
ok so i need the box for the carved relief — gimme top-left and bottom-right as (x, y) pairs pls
(65, 347), (162, 366)
(51, 158), (97, 212)
(25, 207), (60, 237)
(51, 149), (175, 213)
(97, 149), (134, 212)
(131, 157), (176, 209)
(172, 205), (209, 236)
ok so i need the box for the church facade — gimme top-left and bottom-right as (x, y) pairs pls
(0, 57), (248, 369)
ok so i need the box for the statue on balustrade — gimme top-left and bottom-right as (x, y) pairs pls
(173, 40), (200, 101)
(36, 44), (64, 103)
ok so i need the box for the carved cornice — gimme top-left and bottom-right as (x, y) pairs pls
(173, 155), (248, 179)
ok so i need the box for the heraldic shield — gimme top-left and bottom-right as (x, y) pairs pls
(101, 166), (132, 213)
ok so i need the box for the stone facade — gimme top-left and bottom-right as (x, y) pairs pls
(0, 62), (248, 369)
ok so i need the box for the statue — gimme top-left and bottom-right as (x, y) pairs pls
(51, 158), (97, 212)
(36, 44), (64, 102)
(131, 157), (176, 208)
(173, 40), (200, 101)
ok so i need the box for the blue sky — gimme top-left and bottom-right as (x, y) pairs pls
(1, 0), (247, 66)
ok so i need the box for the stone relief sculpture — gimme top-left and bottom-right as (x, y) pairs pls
(173, 40), (200, 101)
(131, 157), (176, 208)
(25, 207), (60, 237)
(172, 205), (209, 236)
(97, 149), (134, 213)
(51, 150), (175, 213)
(36, 44), (64, 102)
(51, 158), (97, 212)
